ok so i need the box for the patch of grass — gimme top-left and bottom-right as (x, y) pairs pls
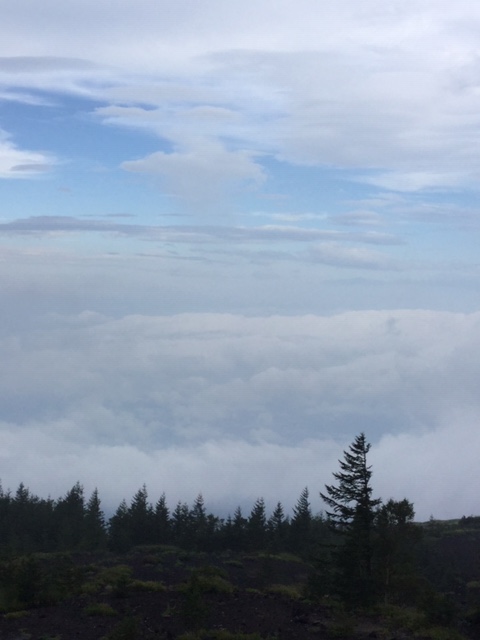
(266, 584), (302, 600)
(157, 545), (182, 555)
(241, 554), (259, 562)
(196, 574), (234, 594)
(259, 552), (304, 564)
(177, 566), (234, 595)
(83, 564), (133, 597)
(129, 579), (166, 592)
(381, 604), (467, 639)
(84, 602), (118, 617)
(224, 559), (244, 568)
(4, 610), (30, 619)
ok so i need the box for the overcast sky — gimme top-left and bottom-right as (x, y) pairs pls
(1, 1), (480, 520)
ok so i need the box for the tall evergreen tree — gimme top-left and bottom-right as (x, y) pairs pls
(320, 433), (381, 605)
(290, 487), (313, 554)
(155, 493), (171, 545)
(129, 484), (154, 546)
(83, 488), (107, 550)
(190, 493), (206, 549)
(268, 501), (288, 551)
(247, 497), (267, 550)
(225, 507), (247, 550)
(55, 482), (85, 550)
(172, 501), (192, 547)
(109, 499), (131, 552)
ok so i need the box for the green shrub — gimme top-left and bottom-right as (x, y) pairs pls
(224, 559), (243, 568)
(84, 602), (118, 616)
(197, 574), (233, 594)
(266, 584), (302, 600)
(419, 589), (457, 626)
(260, 552), (304, 564)
(84, 565), (132, 597)
(178, 566), (234, 595)
(3, 610), (30, 619)
(382, 604), (427, 632)
(129, 579), (166, 592)
(0, 555), (80, 610)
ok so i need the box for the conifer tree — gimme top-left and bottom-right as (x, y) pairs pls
(227, 506), (246, 550)
(320, 433), (381, 605)
(268, 502), (287, 551)
(109, 499), (131, 552)
(129, 484), (154, 546)
(247, 497), (267, 550)
(55, 482), (85, 550)
(190, 493), (208, 549)
(172, 501), (192, 546)
(290, 487), (313, 553)
(155, 492), (171, 544)
(83, 488), (107, 550)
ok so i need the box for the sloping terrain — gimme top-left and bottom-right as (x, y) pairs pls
(0, 546), (474, 640)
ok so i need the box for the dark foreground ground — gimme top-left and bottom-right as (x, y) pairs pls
(0, 546), (476, 640)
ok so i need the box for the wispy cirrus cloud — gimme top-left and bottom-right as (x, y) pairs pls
(0, 215), (401, 245)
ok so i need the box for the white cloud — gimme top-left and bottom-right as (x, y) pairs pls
(1, 309), (480, 518)
(308, 242), (396, 269)
(0, 130), (55, 178)
(3, 2), (480, 193)
(122, 140), (265, 210)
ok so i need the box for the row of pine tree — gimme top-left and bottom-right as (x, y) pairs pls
(0, 434), (431, 607)
(0, 481), (328, 555)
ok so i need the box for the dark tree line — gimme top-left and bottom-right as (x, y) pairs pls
(0, 434), (435, 609)
(0, 480), (328, 558)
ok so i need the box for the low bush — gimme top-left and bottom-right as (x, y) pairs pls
(266, 583), (302, 600)
(178, 566), (234, 595)
(84, 602), (118, 616)
(129, 579), (166, 592)
(3, 610), (30, 619)
(83, 564), (133, 597)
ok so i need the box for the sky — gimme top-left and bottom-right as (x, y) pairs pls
(1, 0), (480, 520)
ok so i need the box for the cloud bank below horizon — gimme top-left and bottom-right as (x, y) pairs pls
(0, 309), (478, 521)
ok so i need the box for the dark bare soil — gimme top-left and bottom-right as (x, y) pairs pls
(0, 547), (473, 640)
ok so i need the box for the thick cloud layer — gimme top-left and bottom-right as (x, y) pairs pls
(1, 310), (479, 520)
